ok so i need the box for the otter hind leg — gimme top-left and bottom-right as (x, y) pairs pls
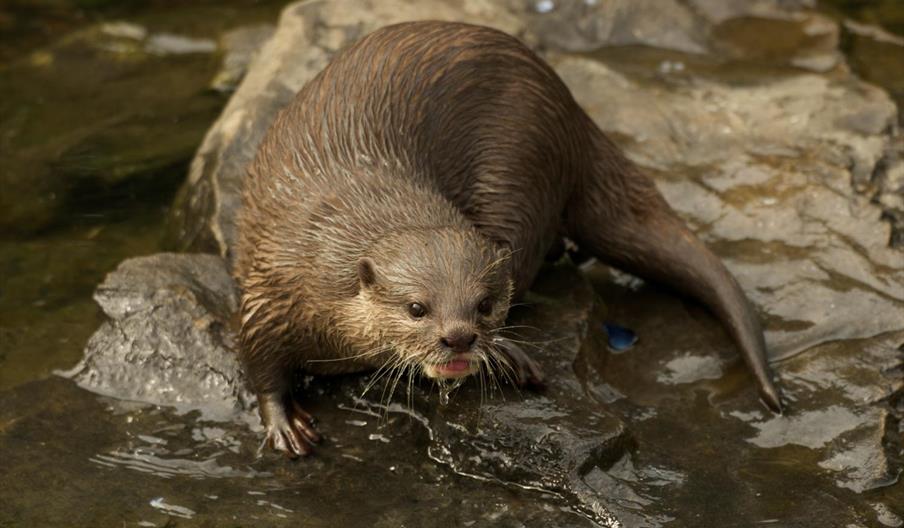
(566, 137), (782, 412)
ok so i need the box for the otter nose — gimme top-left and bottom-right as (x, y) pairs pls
(440, 331), (477, 353)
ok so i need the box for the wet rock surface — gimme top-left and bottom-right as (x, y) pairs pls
(61, 253), (253, 422)
(3, 0), (904, 526)
(529, 0), (842, 73)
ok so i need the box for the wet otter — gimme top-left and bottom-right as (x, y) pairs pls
(235, 21), (782, 457)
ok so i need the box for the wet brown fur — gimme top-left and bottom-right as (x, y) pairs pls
(235, 21), (782, 456)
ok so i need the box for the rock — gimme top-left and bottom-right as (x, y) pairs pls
(687, 0), (817, 24)
(841, 16), (904, 128)
(144, 33), (216, 56)
(526, 0), (708, 55)
(61, 253), (253, 423)
(166, 0), (862, 258)
(528, 0), (841, 72)
(556, 55), (903, 358)
(844, 19), (904, 46)
(755, 334), (903, 493)
(0, 377), (599, 527)
(210, 24), (276, 93)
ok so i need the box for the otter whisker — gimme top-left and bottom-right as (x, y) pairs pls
(306, 343), (391, 363)
(488, 345), (522, 394)
(489, 328), (546, 344)
(406, 364), (417, 412)
(491, 337), (545, 351)
(480, 348), (505, 397)
(492, 331), (567, 350)
(361, 353), (406, 399)
(490, 324), (541, 333)
(382, 357), (411, 412)
(475, 353), (488, 417)
(373, 356), (414, 422)
(488, 353), (506, 399)
(489, 355), (512, 397)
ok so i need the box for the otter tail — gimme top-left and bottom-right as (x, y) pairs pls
(567, 131), (782, 412)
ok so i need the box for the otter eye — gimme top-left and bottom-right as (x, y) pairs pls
(477, 297), (493, 315)
(408, 302), (428, 318)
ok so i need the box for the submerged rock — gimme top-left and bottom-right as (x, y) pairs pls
(422, 266), (633, 524)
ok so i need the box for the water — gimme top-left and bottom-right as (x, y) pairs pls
(438, 377), (467, 406)
(0, 0), (287, 390)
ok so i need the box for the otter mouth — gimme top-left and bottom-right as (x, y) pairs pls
(423, 353), (478, 379)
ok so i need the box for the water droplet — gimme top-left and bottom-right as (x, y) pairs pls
(437, 377), (465, 406)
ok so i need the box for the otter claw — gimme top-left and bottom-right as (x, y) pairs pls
(267, 427), (310, 459)
(259, 393), (321, 458)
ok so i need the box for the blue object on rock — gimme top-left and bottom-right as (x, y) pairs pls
(603, 322), (638, 352)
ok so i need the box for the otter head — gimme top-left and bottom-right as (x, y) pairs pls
(356, 227), (514, 381)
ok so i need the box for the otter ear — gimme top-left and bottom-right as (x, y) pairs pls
(357, 257), (379, 289)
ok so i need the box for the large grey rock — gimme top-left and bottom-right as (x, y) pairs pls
(171, 0), (904, 357)
(62, 253), (253, 422)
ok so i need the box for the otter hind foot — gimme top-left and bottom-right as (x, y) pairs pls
(495, 340), (545, 389)
(258, 393), (322, 458)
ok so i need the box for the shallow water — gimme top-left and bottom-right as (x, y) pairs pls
(1, 1), (903, 527)
(0, 0), (285, 389)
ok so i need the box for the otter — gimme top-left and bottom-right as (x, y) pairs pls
(235, 21), (782, 458)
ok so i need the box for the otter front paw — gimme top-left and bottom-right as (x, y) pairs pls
(258, 393), (322, 458)
(495, 339), (545, 389)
